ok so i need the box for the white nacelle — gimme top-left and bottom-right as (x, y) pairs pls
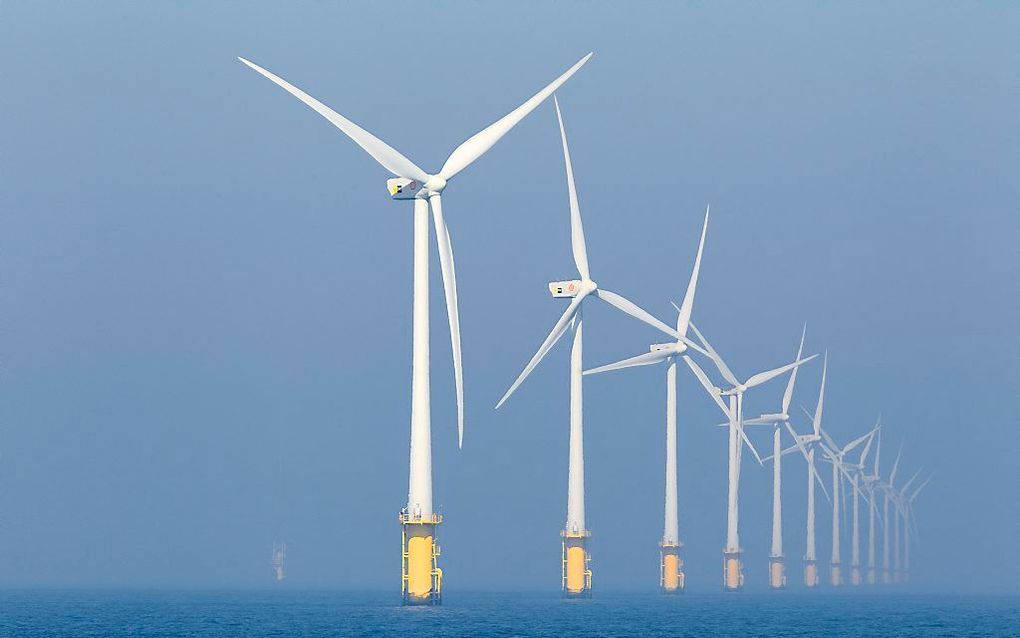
(549, 280), (583, 298)
(387, 177), (423, 200)
(650, 343), (675, 352)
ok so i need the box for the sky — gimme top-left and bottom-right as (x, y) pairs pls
(0, 2), (1017, 593)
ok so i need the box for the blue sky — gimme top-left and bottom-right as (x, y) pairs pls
(0, 2), (1017, 592)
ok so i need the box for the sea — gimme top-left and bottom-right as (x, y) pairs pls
(1, 590), (1017, 637)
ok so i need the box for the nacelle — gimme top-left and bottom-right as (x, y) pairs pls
(549, 280), (583, 298)
(387, 177), (423, 200)
(650, 343), (675, 352)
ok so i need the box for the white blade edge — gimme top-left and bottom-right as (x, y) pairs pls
(595, 289), (678, 338)
(429, 194), (464, 448)
(889, 441), (903, 486)
(744, 354), (818, 390)
(781, 323), (807, 415)
(859, 423), (879, 466)
(238, 57), (429, 183)
(439, 53), (593, 181)
(736, 422), (763, 465)
(495, 295), (584, 409)
(842, 427), (876, 456)
(584, 350), (669, 376)
(689, 322), (740, 387)
(553, 96), (589, 280)
(813, 351), (828, 436)
(675, 205), (710, 337)
(669, 302), (713, 357)
(682, 355), (730, 417)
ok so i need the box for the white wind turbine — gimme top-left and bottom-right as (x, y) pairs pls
(860, 423), (884, 585)
(900, 472), (932, 583)
(844, 422), (879, 586)
(892, 465), (923, 583)
(741, 324), (814, 589)
(495, 97), (688, 598)
(783, 352), (833, 588)
(882, 442), (903, 584)
(583, 207), (711, 594)
(239, 53), (591, 604)
(684, 328), (816, 590)
(818, 425), (877, 587)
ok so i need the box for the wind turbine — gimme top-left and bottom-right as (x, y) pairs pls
(861, 423), (883, 584)
(239, 53), (592, 605)
(741, 324), (812, 589)
(495, 97), (684, 598)
(685, 328), (816, 590)
(882, 441), (903, 584)
(892, 465), (923, 584)
(900, 473), (932, 583)
(819, 425), (877, 587)
(784, 352), (833, 588)
(845, 422), (880, 586)
(583, 206), (711, 594)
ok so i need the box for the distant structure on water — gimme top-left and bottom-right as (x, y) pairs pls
(271, 542), (286, 582)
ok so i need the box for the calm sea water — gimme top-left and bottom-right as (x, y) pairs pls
(1, 591), (1017, 637)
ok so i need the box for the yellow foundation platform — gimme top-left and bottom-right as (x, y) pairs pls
(850, 566), (862, 586)
(804, 560), (819, 588)
(867, 567), (877, 585)
(830, 563), (842, 587)
(722, 551), (743, 591)
(561, 529), (592, 598)
(769, 556), (786, 589)
(400, 510), (442, 606)
(660, 542), (684, 594)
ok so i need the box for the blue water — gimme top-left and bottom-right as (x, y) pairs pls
(1, 591), (1017, 637)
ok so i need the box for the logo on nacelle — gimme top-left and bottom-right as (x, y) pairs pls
(387, 177), (420, 200)
(549, 280), (582, 298)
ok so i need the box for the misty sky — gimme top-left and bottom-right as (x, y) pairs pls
(1, 2), (1017, 592)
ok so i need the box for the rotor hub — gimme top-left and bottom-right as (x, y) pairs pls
(424, 175), (447, 193)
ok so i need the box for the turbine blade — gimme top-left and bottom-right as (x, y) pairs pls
(813, 352), (828, 436)
(495, 295), (583, 409)
(682, 355), (730, 417)
(439, 53), (593, 180)
(553, 96), (589, 280)
(584, 350), (669, 376)
(689, 322), (740, 387)
(238, 57), (429, 183)
(675, 206), (710, 337)
(744, 354), (818, 390)
(429, 194), (464, 448)
(595, 289), (678, 338)
(781, 323), (807, 415)
(736, 422), (763, 465)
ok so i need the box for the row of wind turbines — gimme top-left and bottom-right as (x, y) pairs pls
(238, 52), (929, 603)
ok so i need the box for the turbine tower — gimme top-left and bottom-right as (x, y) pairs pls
(584, 207), (711, 594)
(239, 53), (592, 604)
(685, 330), (816, 591)
(495, 97), (680, 598)
(742, 325), (810, 589)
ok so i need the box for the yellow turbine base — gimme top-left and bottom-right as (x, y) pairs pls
(831, 564), (842, 587)
(400, 511), (442, 605)
(804, 561), (819, 588)
(561, 530), (592, 597)
(851, 567), (862, 586)
(769, 558), (786, 589)
(660, 545), (684, 593)
(723, 554), (743, 591)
